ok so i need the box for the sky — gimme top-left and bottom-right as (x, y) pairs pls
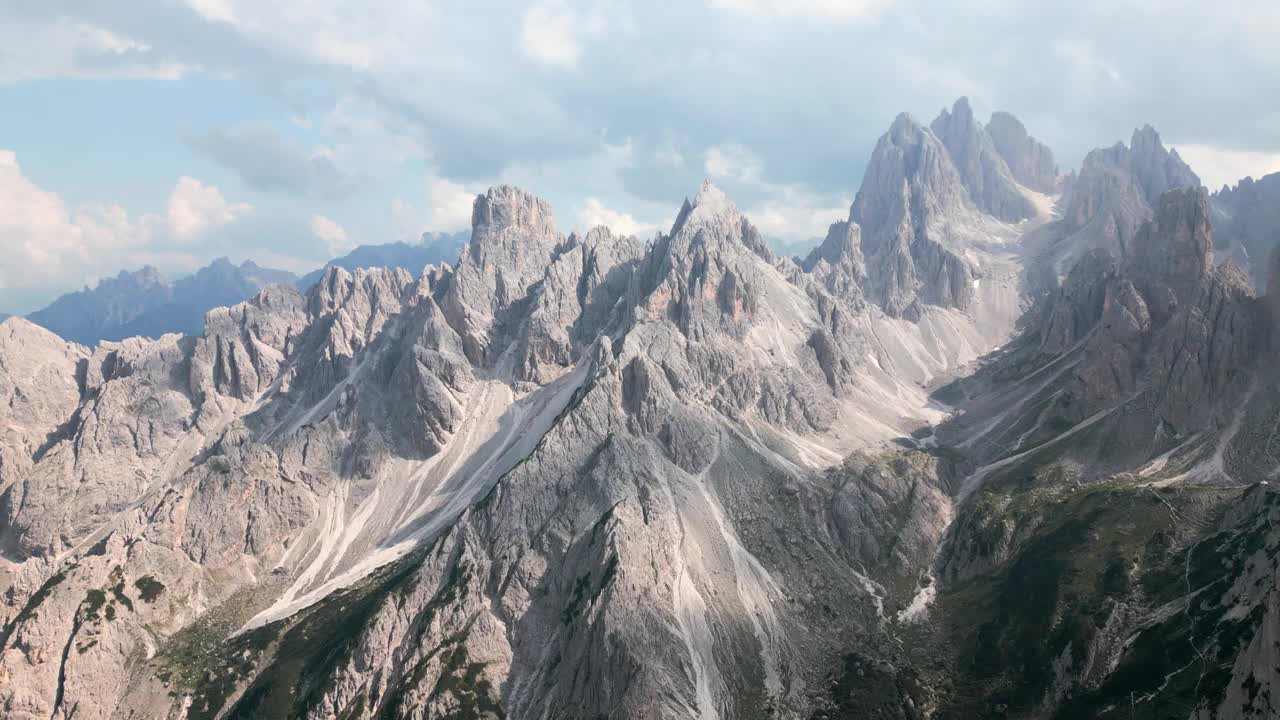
(1, 0), (1279, 314)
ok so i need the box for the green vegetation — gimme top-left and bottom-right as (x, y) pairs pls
(153, 583), (279, 703)
(200, 545), (505, 720)
(84, 589), (108, 620)
(811, 652), (929, 720)
(895, 466), (1249, 718)
(135, 575), (166, 603)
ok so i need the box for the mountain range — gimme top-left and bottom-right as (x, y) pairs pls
(17, 232), (470, 348)
(0, 97), (1278, 720)
(24, 260), (298, 347)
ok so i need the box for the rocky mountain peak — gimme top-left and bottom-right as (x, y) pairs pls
(442, 185), (565, 364)
(0, 317), (87, 494)
(802, 220), (866, 306)
(1128, 124), (1201, 205)
(986, 110), (1059, 193)
(854, 112), (967, 230)
(851, 111), (976, 317)
(671, 179), (738, 232)
(470, 184), (558, 243)
(1052, 124), (1203, 275)
(25, 259), (298, 346)
(931, 96), (1037, 222)
(668, 179), (772, 261)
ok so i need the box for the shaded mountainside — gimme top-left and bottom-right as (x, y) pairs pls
(1024, 125), (1201, 289)
(872, 187), (1280, 719)
(2, 99), (1280, 720)
(1212, 172), (1280, 290)
(26, 259), (297, 346)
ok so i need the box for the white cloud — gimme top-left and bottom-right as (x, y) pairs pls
(0, 150), (252, 305)
(167, 177), (252, 240)
(427, 175), (485, 232)
(704, 144), (764, 183)
(702, 143), (849, 241)
(0, 16), (186, 83)
(185, 0), (238, 24)
(0, 151), (98, 288)
(743, 190), (849, 242)
(576, 197), (657, 238)
(519, 2), (606, 69)
(655, 142), (686, 169)
(310, 214), (352, 256)
(708, 0), (893, 20)
(1172, 144), (1280, 191)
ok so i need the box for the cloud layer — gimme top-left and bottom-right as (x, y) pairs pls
(0, 150), (257, 311)
(2, 0), (1280, 311)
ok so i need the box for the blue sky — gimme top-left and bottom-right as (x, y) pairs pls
(2, 0), (1279, 313)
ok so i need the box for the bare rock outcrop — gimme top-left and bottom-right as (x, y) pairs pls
(931, 97), (1037, 222)
(987, 110), (1059, 193)
(441, 185), (565, 364)
(850, 113), (977, 317)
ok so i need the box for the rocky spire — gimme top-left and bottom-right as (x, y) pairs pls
(930, 97), (1037, 222)
(1129, 125), (1200, 205)
(986, 110), (1059, 193)
(667, 180), (773, 261)
(851, 112), (975, 318)
(1064, 125), (1201, 233)
(440, 185), (565, 364)
(802, 220), (866, 306)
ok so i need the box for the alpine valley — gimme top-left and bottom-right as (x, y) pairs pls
(2, 97), (1278, 720)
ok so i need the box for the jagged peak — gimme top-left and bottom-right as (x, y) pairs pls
(670, 179), (741, 236)
(1130, 123), (1164, 151)
(889, 111), (922, 132)
(804, 220), (862, 270)
(934, 96), (976, 126)
(470, 184), (558, 241)
(987, 110), (1026, 134)
(986, 109), (1059, 193)
(579, 224), (627, 249)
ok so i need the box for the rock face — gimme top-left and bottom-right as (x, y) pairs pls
(850, 113), (980, 317)
(1212, 171), (1280, 288)
(931, 97), (1038, 222)
(945, 187), (1259, 474)
(1130, 125), (1201, 203)
(904, 185), (1280, 719)
(7, 102), (1278, 720)
(441, 185), (566, 364)
(0, 163), (1034, 719)
(26, 259), (297, 346)
(987, 110), (1059, 193)
(1033, 124), (1203, 283)
(802, 220), (866, 306)
(0, 320), (86, 507)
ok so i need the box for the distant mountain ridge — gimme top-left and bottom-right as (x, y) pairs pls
(1211, 171), (1280, 288)
(26, 258), (297, 346)
(296, 231), (469, 290)
(22, 232), (469, 347)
